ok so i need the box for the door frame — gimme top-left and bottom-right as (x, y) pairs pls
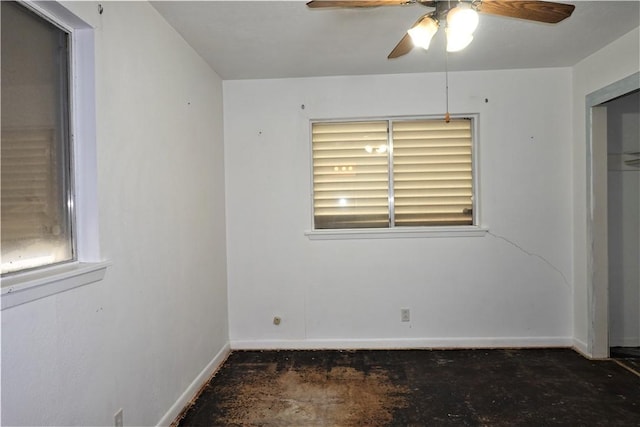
(585, 72), (639, 358)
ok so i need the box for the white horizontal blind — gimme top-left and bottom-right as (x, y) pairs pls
(312, 121), (390, 228)
(1, 129), (59, 242)
(392, 119), (473, 226)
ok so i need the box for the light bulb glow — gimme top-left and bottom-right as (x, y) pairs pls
(446, 29), (474, 52)
(408, 16), (438, 50)
(445, 3), (478, 52)
(447, 5), (478, 34)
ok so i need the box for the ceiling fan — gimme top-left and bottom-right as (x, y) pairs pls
(306, 1), (575, 58)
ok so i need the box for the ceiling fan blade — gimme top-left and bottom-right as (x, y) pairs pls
(307, 1), (413, 8)
(388, 33), (414, 58)
(477, 0), (575, 24)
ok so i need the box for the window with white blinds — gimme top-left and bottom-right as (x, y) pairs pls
(312, 121), (390, 229)
(393, 119), (473, 226)
(1, 1), (74, 275)
(312, 117), (474, 230)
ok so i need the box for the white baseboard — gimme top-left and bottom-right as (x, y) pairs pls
(230, 336), (573, 351)
(572, 337), (590, 357)
(156, 342), (231, 427)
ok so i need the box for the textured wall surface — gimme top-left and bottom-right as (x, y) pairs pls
(1, 2), (229, 426)
(224, 68), (573, 349)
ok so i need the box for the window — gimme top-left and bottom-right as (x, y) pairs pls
(1, 1), (74, 275)
(1, 1), (105, 309)
(311, 117), (475, 230)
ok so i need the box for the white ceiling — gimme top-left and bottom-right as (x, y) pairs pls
(151, 1), (640, 80)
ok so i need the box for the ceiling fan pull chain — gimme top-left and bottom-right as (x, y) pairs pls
(445, 45), (450, 123)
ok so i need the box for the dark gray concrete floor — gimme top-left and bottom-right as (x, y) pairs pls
(611, 347), (640, 373)
(177, 348), (640, 426)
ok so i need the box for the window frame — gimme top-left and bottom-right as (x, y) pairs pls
(1, 1), (76, 275)
(1, 1), (108, 310)
(306, 113), (487, 240)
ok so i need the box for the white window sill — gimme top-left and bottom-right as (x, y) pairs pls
(1, 260), (111, 310)
(305, 226), (488, 240)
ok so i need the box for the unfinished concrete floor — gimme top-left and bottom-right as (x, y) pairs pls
(176, 348), (640, 426)
(611, 347), (640, 374)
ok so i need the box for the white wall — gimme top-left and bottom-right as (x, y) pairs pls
(1, 2), (229, 426)
(608, 91), (640, 347)
(224, 68), (573, 349)
(571, 27), (640, 354)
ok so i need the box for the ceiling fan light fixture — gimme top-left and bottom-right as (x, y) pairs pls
(407, 15), (438, 50)
(308, 0), (576, 60)
(445, 3), (478, 52)
(446, 3), (479, 34)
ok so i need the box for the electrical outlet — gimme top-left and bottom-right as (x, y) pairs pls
(401, 308), (410, 322)
(114, 408), (123, 427)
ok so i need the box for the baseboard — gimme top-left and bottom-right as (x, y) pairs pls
(572, 337), (590, 358)
(156, 342), (231, 427)
(230, 337), (574, 350)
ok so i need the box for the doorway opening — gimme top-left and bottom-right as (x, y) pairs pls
(586, 72), (639, 360)
(605, 89), (640, 366)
